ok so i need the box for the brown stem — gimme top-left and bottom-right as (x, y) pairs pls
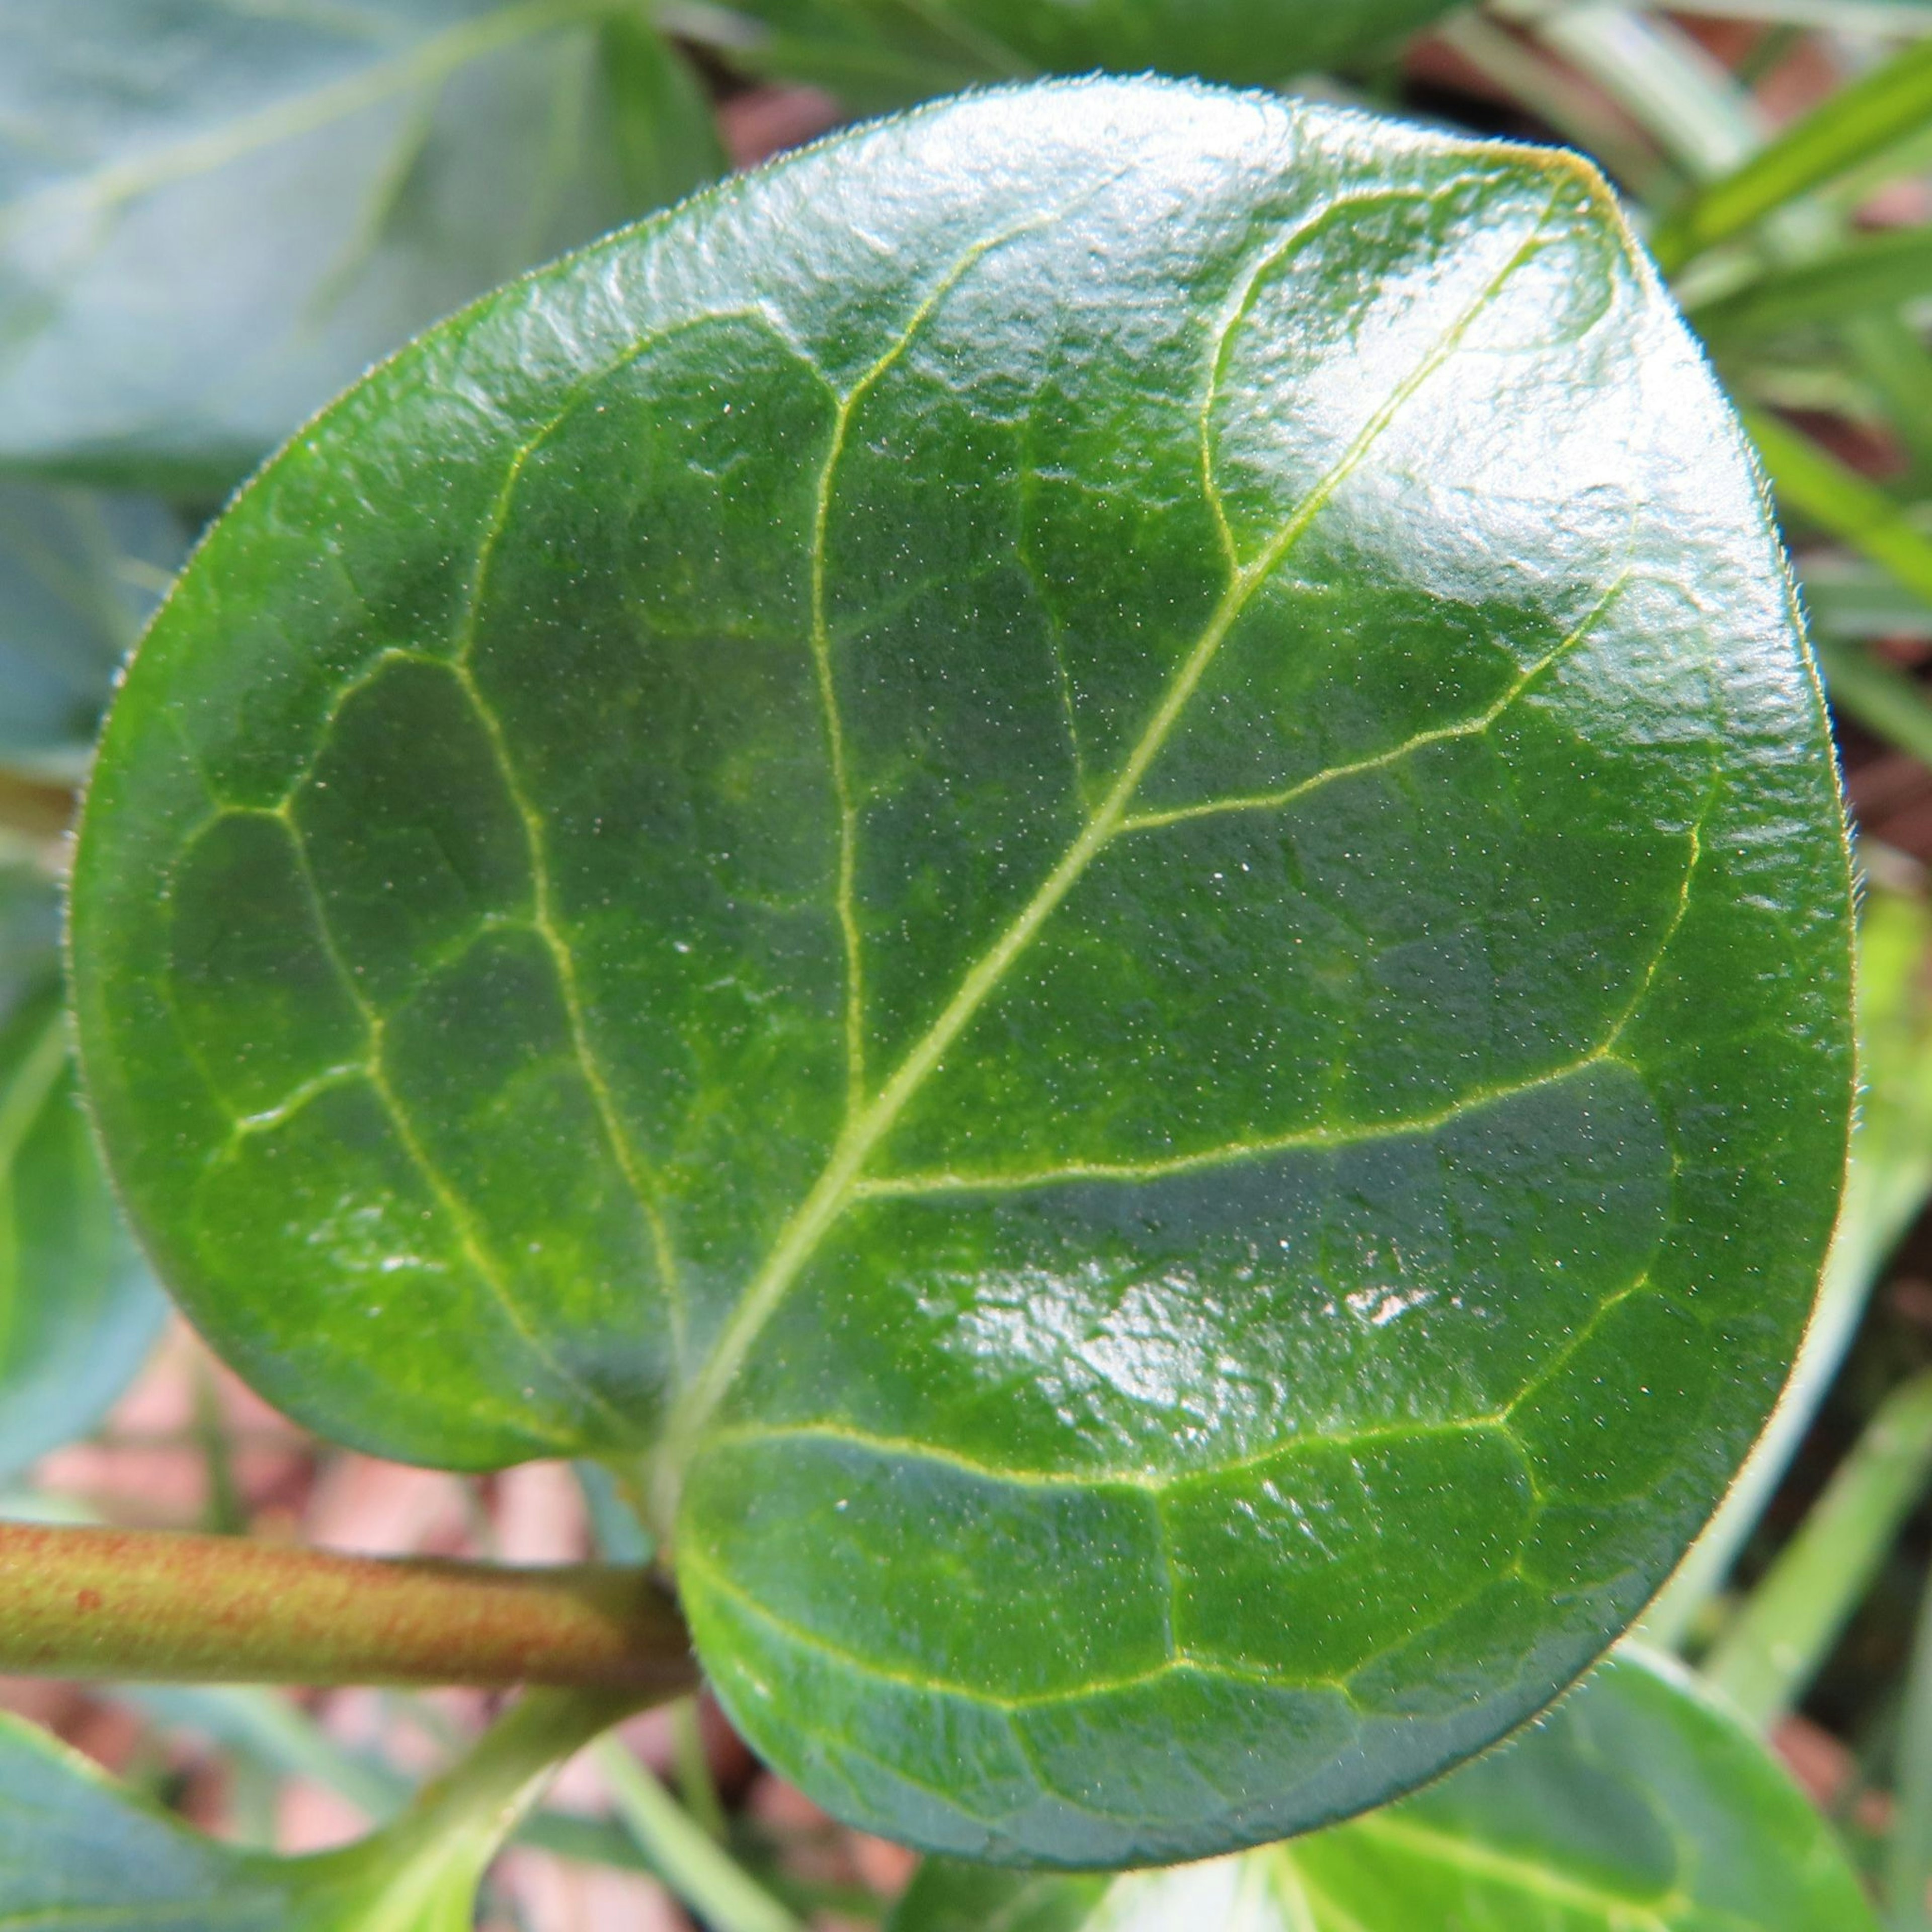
(0, 1521), (695, 1691)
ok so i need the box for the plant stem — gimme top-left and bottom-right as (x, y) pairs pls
(0, 1520), (694, 1691)
(671, 1694), (729, 1840)
(312, 1686), (652, 1931)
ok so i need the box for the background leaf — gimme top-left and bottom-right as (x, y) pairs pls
(70, 79), (1853, 1864)
(0, 1687), (627, 1930)
(0, 865), (162, 1477)
(1078, 1652), (1880, 1931)
(888, 1863), (1107, 1932)
(0, 0), (726, 491)
(0, 482), (189, 785)
(723, 0), (1464, 109)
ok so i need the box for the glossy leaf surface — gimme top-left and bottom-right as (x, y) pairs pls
(0, 484), (189, 784)
(989, 1654), (1872, 1931)
(0, 867), (162, 1475)
(0, 0), (723, 489)
(72, 80), (1853, 1862)
(730, 0), (1463, 108)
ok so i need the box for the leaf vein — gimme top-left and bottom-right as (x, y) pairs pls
(694, 1415), (1529, 1499)
(445, 658), (688, 1354)
(276, 804), (636, 1443)
(1115, 571), (1632, 837)
(683, 1541), (1309, 1712)
(1342, 1811), (1684, 1926)
(857, 1050), (1619, 1197)
(651, 180), (1570, 1528)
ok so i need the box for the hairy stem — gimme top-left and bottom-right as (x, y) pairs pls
(0, 1521), (694, 1689)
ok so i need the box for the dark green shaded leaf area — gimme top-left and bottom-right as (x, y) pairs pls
(0, 0), (722, 490)
(729, 0), (1462, 109)
(902, 1653), (1877, 1930)
(72, 80), (1853, 1863)
(0, 867), (163, 1476)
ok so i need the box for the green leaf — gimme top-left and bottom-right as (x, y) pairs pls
(1692, 225), (1932, 344)
(1745, 404), (1932, 604)
(0, 0), (726, 490)
(70, 79), (1854, 1863)
(0, 866), (163, 1475)
(0, 1686), (632, 1930)
(890, 1863), (1108, 1932)
(596, 1736), (804, 1932)
(1073, 1652), (1879, 1931)
(1653, 35), (1932, 270)
(0, 483), (190, 785)
(725, 0), (1463, 109)
(1641, 875), (1932, 1652)
(1801, 554), (1932, 640)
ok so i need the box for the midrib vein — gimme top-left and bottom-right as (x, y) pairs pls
(650, 195), (1560, 1532)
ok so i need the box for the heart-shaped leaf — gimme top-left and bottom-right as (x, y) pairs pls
(0, 0), (723, 490)
(71, 79), (1853, 1863)
(0, 867), (163, 1475)
(897, 1651), (1879, 1931)
(728, 0), (1465, 110)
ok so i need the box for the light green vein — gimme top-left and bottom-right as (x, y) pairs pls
(273, 805), (636, 1444)
(863, 766), (1706, 1205)
(227, 1060), (370, 1139)
(649, 183), (1568, 1533)
(1114, 571), (1632, 837)
(446, 657), (688, 1355)
(697, 1414), (1527, 1496)
(680, 1546), (1190, 1715)
(852, 1051), (1613, 1200)
(1337, 1810), (1688, 1927)
(1195, 185), (1463, 583)
(808, 188), (1128, 1124)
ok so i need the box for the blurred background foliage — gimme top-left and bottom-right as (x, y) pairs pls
(10, 1), (1932, 1925)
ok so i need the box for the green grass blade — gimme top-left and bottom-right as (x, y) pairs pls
(1695, 227), (1932, 342)
(1745, 405), (1932, 604)
(1815, 634), (1932, 765)
(596, 1739), (803, 1932)
(1622, 0), (1932, 28)
(1704, 1372), (1932, 1726)
(1521, 4), (1762, 178)
(1888, 1570), (1932, 1928)
(1655, 37), (1932, 268)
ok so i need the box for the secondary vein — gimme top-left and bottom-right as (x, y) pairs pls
(649, 186), (1566, 1533)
